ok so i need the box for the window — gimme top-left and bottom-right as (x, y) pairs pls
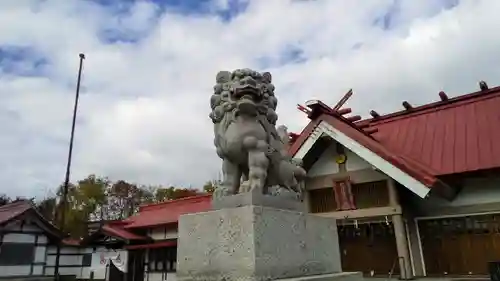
(351, 181), (389, 208)
(82, 253), (92, 267)
(309, 188), (336, 213)
(0, 243), (35, 265)
(148, 247), (176, 272)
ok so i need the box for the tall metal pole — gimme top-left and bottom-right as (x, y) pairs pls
(54, 53), (85, 280)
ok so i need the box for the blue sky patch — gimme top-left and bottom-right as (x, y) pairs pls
(92, 0), (247, 21)
(373, 0), (400, 30)
(282, 46), (306, 64)
(442, 0), (460, 10)
(215, 0), (249, 22)
(0, 46), (48, 77)
(373, 0), (460, 31)
(98, 29), (148, 44)
(351, 42), (363, 50)
(257, 45), (306, 69)
(96, 0), (248, 43)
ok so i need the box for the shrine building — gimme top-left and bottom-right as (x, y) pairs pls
(5, 81), (498, 281)
(103, 81), (500, 280)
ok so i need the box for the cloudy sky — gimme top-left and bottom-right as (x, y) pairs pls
(0, 0), (499, 198)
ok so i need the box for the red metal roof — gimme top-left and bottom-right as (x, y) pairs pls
(291, 85), (500, 179)
(123, 194), (212, 229)
(364, 87), (500, 175)
(101, 224), (148, 240)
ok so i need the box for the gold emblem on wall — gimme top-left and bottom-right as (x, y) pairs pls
(335, 154), (347, 164)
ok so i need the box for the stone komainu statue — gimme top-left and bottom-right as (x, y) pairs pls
(209, 68), (306, 200)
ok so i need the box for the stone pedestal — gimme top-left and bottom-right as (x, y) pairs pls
(177, 195), (362, 281)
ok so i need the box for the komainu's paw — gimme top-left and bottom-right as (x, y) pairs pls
(239, 181), (250, 193)
(213, 186), (231, 198)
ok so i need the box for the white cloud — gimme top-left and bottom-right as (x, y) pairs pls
(0, 0), (499, 197)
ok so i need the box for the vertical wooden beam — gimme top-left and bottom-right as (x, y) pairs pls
(388, 178), (399, 206)
(388, 179), (413, 279)
(332, 143), (356, 211)
(405, 219), (426, 276)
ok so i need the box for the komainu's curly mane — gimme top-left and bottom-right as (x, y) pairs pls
(209, 69), (306, 200)
(209, 69), (277, 125)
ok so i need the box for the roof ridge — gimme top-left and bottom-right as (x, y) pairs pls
(362, 85), (500, 125)
(0, 200), (31, 210)
(297, 100), (380, 139)
(0, 200), (63, 239)
(139, 194), (212, 211)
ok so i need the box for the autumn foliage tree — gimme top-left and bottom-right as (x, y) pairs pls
(22, 174), (207, 237)
(2, 174), (210, 238)
(154, 186), (201, 201)
(202, 181), (216, 193)
(107, 180), (156, 220)
(0, 194), (10, 206)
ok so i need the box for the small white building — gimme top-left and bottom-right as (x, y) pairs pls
(0, 200), (119, 281)
(0, 200), (65, 278)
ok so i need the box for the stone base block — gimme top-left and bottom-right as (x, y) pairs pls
(211, 187), (306, 212)
(176, 205), (343, 281)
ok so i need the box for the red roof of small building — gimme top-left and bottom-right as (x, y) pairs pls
(101, 224), (148, 240)
(291, 85), (500, 179)
(123, 194), (212, 229)
(80, 220), (149, 246)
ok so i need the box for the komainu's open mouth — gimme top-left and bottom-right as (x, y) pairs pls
(233, 76), (262, 102)
(236, 99), (258, 116)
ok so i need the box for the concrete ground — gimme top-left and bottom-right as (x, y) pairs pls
(365, 277), (490, 281)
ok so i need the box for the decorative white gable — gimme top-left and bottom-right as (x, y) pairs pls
(307, 141), (373, 177)
(308, 142), (340, 177)
(293, 121), (430, 198)
(345, 148), (372, 172)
